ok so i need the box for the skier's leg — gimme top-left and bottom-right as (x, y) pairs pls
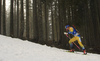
(76, 36), (85, 50)
(69, 36), (77, 49)
(76, 36), (87, 54)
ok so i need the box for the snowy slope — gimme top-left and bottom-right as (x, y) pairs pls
(0, 35), (100, 61)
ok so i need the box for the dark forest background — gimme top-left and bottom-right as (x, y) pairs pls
(0, 0), (100, 54)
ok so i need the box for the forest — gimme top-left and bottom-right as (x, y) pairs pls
(0, 0), (100, 54)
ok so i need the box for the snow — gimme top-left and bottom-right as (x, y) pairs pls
(0, 35), (100, 61)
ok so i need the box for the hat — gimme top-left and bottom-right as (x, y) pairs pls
(65, 25), (69, 29)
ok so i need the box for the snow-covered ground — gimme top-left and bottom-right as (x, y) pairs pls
(0, 35), (100, 61)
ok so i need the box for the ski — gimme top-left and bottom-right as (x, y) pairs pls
(65, 50), (87, 55)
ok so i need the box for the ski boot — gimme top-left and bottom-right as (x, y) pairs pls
(68, 49), (75, 52)
(83, 49), (87, 55)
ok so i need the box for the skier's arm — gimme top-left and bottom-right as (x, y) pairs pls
(68, 32), (71, 34)
(64, 31), (72, 35)
(64, 32), (71, 39)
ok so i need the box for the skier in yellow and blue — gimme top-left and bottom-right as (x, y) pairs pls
(64, 25), (87, 54)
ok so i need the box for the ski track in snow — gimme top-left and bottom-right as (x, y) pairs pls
(0, 35), (100, 61)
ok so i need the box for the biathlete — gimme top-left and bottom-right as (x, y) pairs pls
(64, 25), (87, 54)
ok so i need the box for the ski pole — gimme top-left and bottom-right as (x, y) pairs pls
(73, 42), (80, 50)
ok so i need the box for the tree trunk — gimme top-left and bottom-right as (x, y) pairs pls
(0, 0), (2, 34)
(26, 0), (29, 39)
(29, 0), (34, 40)
(1, 0), (6, 35)
(17, 0), (19, 37)
(33, 0), (39, 42)
(20, 0), (24, 39)
(10, 0), (13, 37)
(13, 0), (17, 37)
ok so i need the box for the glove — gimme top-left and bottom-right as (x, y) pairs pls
(64, 32), (68, 35)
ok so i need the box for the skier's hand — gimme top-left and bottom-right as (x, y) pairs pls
(64, 32), (68, 35)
